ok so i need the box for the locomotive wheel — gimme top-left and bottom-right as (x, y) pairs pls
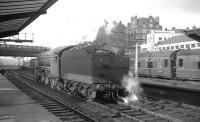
(111, 90), (119, 101)
(66, 81), (72, 90)
(77, 83), (83, 94)
(50, 78), (56, 88)
(37, 75), (42, 83)
(56, 82), (62, 91)
(45, 76), (49, 85)
(41, 74), (45, 84)
(86, 87), (96, 99)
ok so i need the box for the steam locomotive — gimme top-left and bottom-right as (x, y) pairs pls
(130, 49), (200, 80)
(34, 43), (129, 99)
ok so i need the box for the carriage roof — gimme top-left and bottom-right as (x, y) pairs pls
(177, 49), (200, 56)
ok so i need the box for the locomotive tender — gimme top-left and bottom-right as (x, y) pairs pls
(35, 43), (129, 99)
(130, 49), (200, 80)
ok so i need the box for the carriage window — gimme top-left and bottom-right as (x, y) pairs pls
(138, 62), (140, 67)
(179, 59), (183, 67)
(166, 46), (170, 50)
(186, 44), (190, 49)
(191, 44), (196, 48)
(198, 62), (200, 69)
(198, 43), (200, 47)
(163, 47), (165, 50)
(180, 45), (184, 49)
(175, 45), (179, 49)
(164, 59), (168, 67)
(171, 46), (174, 50)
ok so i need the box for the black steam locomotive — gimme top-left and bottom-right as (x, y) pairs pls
(34, 43), (129, 99)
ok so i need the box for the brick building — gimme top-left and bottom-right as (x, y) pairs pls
(94, 15), (162, 54)
(126, 15), (162, 54)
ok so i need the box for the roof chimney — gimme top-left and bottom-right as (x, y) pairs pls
(192, 25), (196, 29)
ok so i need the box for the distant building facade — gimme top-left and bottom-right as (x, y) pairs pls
(126, 15), (162, 54)
(94, 15), (163, 55)
(141, 30), (183, 52)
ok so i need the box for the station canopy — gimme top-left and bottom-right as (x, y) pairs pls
(185, 29), (200, 42)
(0, 0), (58, 38)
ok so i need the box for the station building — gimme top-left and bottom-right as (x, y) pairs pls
(154, 35), (200, 51)
(140, 29), (183, 52)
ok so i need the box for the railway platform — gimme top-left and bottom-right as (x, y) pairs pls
(0, 74), (62, 122)
(139, 77), (200, 92)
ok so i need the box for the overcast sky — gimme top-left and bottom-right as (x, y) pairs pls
(21, 0), (200, 48)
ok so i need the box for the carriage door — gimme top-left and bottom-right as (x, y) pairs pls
(147, 58), (153, 75)
(170, 51), (179, 79)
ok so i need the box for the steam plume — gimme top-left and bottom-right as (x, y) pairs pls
(121, 72), (142, 104)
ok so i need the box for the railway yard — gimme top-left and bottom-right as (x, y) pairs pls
(1, 0), (200, 122)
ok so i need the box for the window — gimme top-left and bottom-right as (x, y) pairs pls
(180, 45), (184, 49)
(179, 59), (183, 67)
(175, 45), (179, 49)
(164, 59), (168, 67)
(198, 43), (200, 47)
(159, 47), (162, 51)
(171, 46), (174, 50)
(191, 44), (196, 48)
(157, 58), (162, 68)
(167, 46), (170, 50)
(164, 37), (166, 40)
(198, 62), (200, 69)
(138, 62), (140, 67)
(142, 35), (146, 39)
(149, 23), (153, 28)
(159, 37), (162, 40)
(147, 61), (153, 68)
(163, 47), (165, 50)
(186, 44), (190, 49)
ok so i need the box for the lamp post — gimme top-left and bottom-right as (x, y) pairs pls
(135, 41), (138, 79)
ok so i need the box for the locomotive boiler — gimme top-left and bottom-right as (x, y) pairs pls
(35, 43), (129, 99)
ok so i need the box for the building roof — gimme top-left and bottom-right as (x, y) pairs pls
(185, 28), (200, 42)
(0, 0), (58, 38)
(156, 35), (195, 46)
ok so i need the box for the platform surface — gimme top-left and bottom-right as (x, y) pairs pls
(139, 77), (200, 92)
(0, 74), (62, 122)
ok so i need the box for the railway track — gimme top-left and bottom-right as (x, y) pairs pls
(14, 70), (200, 122)
(94, 101), (183, 122)
(137, 95), (200, 122)
(7, 72), (97, 122)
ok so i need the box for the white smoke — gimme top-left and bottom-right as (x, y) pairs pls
(104, 20), (115, 35)
(121, 72), (142, 104)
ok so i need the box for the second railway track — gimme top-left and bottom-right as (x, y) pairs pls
(7, 71), (97, 122)
(13, 70), (200, 122)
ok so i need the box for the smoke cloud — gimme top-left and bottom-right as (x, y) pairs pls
(121, 72), (142, 104)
